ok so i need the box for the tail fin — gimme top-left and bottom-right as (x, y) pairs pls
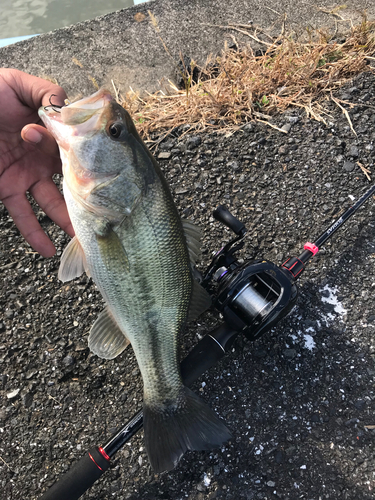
(143, 386), (231, 473)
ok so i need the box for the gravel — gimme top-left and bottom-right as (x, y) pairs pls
(1, 71), (375, 500)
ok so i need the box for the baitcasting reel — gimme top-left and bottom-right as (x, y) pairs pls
(201, 205), (298, 342)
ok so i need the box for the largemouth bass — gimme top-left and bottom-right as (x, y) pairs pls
(39, 89), (231, 472)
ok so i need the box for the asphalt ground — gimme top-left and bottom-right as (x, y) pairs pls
(1, 67), (375, 499)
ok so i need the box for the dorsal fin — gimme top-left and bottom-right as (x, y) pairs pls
(182, 219), (202, 265)
(181, 219), (211, 321)
(187, 278), (212, 322)
(58, 236), (87, 282)
(88, 306), (130, 359)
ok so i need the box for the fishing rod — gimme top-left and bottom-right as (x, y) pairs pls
(39, 183), (375, 500)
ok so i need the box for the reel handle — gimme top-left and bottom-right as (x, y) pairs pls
(213, 205), (246, 236)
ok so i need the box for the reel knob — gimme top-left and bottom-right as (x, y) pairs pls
(213, 206), (246, 236)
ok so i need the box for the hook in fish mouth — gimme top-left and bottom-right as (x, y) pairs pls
(44, 94), (64, 113)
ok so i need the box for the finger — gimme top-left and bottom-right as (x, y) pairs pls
(30, 177), (75, 238)
(4, 193), (57, 257)
(21, 124), (61, 158)
(20, 71), (67, 109)
(5, 69), (67, 110)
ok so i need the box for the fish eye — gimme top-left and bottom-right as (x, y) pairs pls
(108, 123), (123, 139)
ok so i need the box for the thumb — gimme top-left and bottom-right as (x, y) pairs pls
(21, 123), (61, 159)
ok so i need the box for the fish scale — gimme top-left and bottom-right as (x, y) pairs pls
(39, 88), (231, 472)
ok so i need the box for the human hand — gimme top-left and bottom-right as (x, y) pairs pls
(0, 68), (74, 257)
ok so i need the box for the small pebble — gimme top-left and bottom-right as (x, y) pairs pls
(7, 389), (20, 399)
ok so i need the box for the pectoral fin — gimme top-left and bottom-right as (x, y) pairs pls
(88, 306), (130, 359)
(58, 236), (88, 282)
(95, 222), (130, 273)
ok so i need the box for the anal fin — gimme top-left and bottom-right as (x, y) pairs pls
(88, 306), (130, 359)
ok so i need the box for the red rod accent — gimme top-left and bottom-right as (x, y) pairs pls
(88, 452), (103, 471)
(304, 242), (319, 256)
(98, 447), (111, 462)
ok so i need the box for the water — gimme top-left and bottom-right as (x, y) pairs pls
(0, 0), (147, 40)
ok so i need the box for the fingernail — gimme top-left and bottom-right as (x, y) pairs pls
(24, 128), (42, 143)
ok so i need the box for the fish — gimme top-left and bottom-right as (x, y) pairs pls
(38, 89), (231, 472)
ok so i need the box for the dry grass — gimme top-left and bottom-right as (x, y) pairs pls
(115, 16), (375, 143)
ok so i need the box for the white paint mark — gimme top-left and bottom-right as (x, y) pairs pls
(304, 334), (316, 350)
(320, 285), (347, 317)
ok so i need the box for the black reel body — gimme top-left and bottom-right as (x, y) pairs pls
(202, 205), (299, 341)
(212, 260), (298, 340)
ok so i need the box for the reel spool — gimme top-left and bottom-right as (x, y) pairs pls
(233, 282), (274, 321)
(211, 260), (298, 341)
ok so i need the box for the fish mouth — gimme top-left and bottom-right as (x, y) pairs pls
(38, 89), (114, 150)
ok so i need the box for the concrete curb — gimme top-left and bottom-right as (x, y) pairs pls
(0, 0), (374, 98)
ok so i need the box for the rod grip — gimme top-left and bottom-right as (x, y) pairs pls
(180, 324), (237, 386)
(39, 447), (110, 500)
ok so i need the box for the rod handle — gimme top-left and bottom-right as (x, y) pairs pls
(180, 324), (238, 386)
(39, 447), (110, 500)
